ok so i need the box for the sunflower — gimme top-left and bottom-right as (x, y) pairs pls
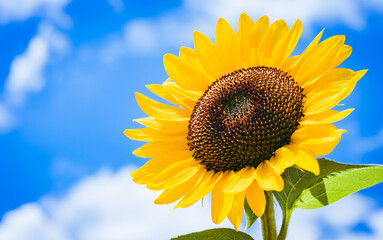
(125, 13), (366, 230)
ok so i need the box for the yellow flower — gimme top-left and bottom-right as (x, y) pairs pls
(125, 14), (366, 230)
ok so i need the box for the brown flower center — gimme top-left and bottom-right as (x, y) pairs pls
(187, 66), (305, 172)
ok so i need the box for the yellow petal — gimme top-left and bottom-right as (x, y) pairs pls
(211, 171), (235, 224)
(132, 137), (189, 158)
(194, 31), (226, 79)
(238, 13), (255, 65)
(163, 53), (211, 92)
(228, 191), (246, 231)
(304, 70), (366, 115)
(177, 47), (215, 87)
(304, 28), (324, 52)
(255, 160), (284, 191)
(291, 124), (346, 157)
(222, 167), (256, 194)
(146, 84), (193, 113)
(280, 55), (299, 72)
(124, 128), (184, 141)
(154, 170), (204, 204)
(250, 15), (269, 66)
(245, 181), (266, 217)
(146, 159), (200, 190)
(179, 47), (203, 70)
(133, 116), (188, 134)
(131, 149), (193, 181)
(303, 68), (356, 94)
(131, 172), (154, 185)
(271, 19), (303, 68)
(175, 171), (223, 208)
(146, 84), (178, 106)
(280, 28), (324, 72)
(132, 152), (192, 180)
(305, 68), (366, 98)
(292, 35), (346, 86)
(163, 81), (202, 102)
(269, 146), (296, 175)
(215, 18), (243, 72)
(300, 109), (354, 125)
(287, 144), (320, 175)
(331, 45), (352, 69)
(135, 92), (189, 120)
(257, 19), (288, 66)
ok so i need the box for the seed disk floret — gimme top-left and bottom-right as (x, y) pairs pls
(187, 66), (305, 172)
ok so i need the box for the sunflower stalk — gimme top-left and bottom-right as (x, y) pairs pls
(276, 211), (291, 240)
(261, 193), (277, 240)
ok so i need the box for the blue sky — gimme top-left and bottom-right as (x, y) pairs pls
(0, 0), (383, 239)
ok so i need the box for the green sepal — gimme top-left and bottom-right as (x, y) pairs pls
(244, 198), (258, 229)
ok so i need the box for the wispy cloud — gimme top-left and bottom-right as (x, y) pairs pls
(351, 128), (383, 157)
(0, 0), (72, 132)
(0, 0), (71, 26)
(123, 20), (157, 53)
(0, 104), (13, 132)
(0, 22), (69, 132)
(328, 120), (383, 164)
(4, 22), (69, 106)
(99, 19), (157, 63)
(107, 0), (124, 13)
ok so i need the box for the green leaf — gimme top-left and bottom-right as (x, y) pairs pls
(244, 198), (258, 229)
(297, 161), (383, 209)
(171, 228), (254, 240)
(274, 158), (383, 211)
(273, 158), (383, 240)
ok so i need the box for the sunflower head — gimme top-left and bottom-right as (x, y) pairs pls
(188, 66), (305, 172)
(125, 13), (366, 230)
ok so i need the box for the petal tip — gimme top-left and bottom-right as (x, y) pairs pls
(295, 18), (303, 26)
(358, 69), (368, 77)
(240, 12), (250, 19)
(193, 30), (202, 39)
(123, 129), (130, 137)
(337, 35), (346, 43)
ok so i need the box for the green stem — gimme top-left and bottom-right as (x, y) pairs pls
(276, 210), (292, 240)
(261, 193), (277, 240)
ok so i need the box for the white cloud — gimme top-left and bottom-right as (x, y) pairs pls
(0, 21), (69, 132)
(320, 194), (374, 230)
(124, 20), (157, 53)
(4, 22), (69, 106)
(329, 120), (383, 164)
(50, 157), (89, 180)
(352, 127), (383, 157)
(0, 104), (13, 133)
(101, 0), (383, 61)
(0, 165), (382, 240)
(187, 0), (366, 32)
(0, 0), (71, 26)
(99, 20), (158, 63)
(5, 32), (48, 105)
(288, 193), (380, 240)
(0, 166), (232, 240)
(369, 210), (383, 239)
(107, 0), (124, 13)
(0, 0), (71, 133)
